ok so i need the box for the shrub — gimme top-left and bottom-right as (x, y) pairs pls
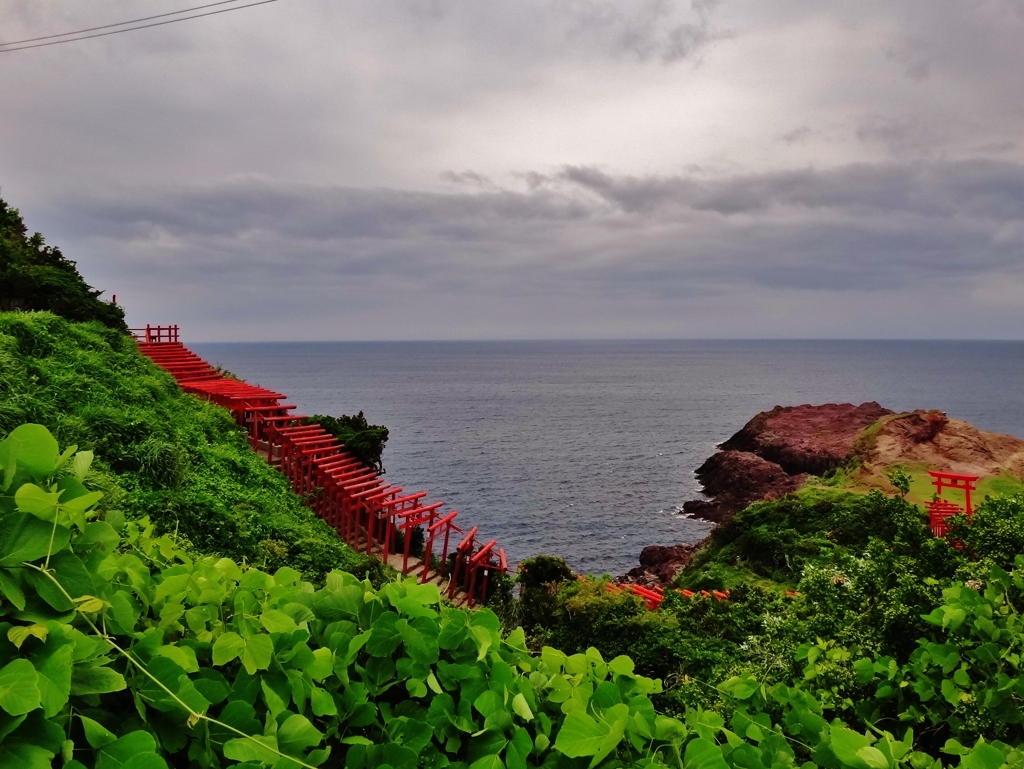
(306, 412), (389, 472)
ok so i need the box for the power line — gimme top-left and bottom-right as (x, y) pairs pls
(0, 0), (284, 53)
(0, 0), (245, 47)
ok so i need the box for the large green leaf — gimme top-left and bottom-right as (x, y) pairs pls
(683, 737), (730, 769)
(0, 741), (55, 769)
(4, 425), (59, 480)
(136, 656), (209, 715)
(223, 734), (281, 764)
(212, 631), (245, 666)
(15, 484), (62, 522)
(26, 551), (94, 612)
(96, 730), (168, 769)
(589, 703), (629, 768)
(0, 513), (68, 566)
(829, 726), (874, 769)
(278, 713), (324, 755)
(31, 642), (73, 718)
(366, 612), (402, 657)
(71, 450), (94, 482)
(505, 727), (533, 769)
(79, 715), (117, 749)
(511, 693), (533, 722)
(962, 742), (1006, 769)
(0, 659), (40, 715)
(553, 710), (608, 758)
(241, 634), (274, 675)
(70, 664), (126, 696)
(0, 570), (26, 610)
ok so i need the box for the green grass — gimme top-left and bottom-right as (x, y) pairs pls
(0, 310), (388, 585)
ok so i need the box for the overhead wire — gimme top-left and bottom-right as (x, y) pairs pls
(0, 0), (246, 46)
(0, 0), (284, 53)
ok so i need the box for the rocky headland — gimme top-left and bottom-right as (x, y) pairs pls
(624, 402), (1024, 585)
(682, 401), (893, 523)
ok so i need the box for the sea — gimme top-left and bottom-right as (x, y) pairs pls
(192, 340), (1024, 576)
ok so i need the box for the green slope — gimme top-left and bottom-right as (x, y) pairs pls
(0, 310), (386, 585)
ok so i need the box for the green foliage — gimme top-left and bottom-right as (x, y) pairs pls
(0, 198), (125, 330)
(0, 313), (386, 585)
(517, 555), (575, 634)
(679, 489), (934, 587)
(0, 425), (695, 768)
(887, 467), (912, 497)
(306, 413), (389, 473)
(5, 427), (1024, 769)
(519, 489), (980, 725)
(960, 492), (1024, 568)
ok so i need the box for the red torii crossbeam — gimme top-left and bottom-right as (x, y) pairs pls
(928, 470), (979, 514)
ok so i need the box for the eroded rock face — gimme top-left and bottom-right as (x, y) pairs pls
(720, 402), (894, 476)
(623, 543), (701, 586)
(680, 450), (807, 522)
(680, 402), (894, 525)
(865, 410), (1024, 477)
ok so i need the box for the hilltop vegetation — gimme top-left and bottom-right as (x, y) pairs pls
(518, 481), (1024, 754)
(0, 198), (125, 330)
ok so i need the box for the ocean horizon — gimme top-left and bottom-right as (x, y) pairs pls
(194, 338), (1024, 575)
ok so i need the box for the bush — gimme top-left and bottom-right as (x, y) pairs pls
(306, 412), (389, 472)
(0, 424), (694, 769)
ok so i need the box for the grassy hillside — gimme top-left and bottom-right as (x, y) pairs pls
(0, 310), (386, 584)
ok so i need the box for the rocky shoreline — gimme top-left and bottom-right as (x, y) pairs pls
(622, 401), (1024, 586)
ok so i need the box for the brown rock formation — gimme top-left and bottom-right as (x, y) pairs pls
(863, 410), (1024, 477)
(626, 403), (1024, 584)
(623, 543), (701, 586)
(681, 450), (807, 523)
(682, 402), (893, 523)
(720, 402), (894, 476)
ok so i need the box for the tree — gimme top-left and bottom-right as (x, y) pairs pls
(0, 196), (126, 329)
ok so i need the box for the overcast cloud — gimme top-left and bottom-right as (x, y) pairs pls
(2, 0), (1023, 339)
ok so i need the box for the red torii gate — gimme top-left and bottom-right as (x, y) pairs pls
(926, 469), (979, 538)
(928, 470), (978, 514)
(447, 529), (508, 607)
(397, 502), (445, 574)
(418, 511), (460, 581)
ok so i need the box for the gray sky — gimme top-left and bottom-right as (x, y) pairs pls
(2, 0), (1023, 340)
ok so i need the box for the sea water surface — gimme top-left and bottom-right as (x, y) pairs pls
(193, 340), (1024, 575)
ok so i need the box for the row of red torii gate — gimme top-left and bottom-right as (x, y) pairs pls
(132, 324), (507, 606)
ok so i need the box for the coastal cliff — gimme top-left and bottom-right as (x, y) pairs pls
(683, 401), (893, 522)
(626, 402), (1024, 585)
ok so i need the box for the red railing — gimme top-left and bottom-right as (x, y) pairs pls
(129, 324), (180, 343)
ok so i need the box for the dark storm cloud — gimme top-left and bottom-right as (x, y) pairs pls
(57, 160), (1024, 305)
